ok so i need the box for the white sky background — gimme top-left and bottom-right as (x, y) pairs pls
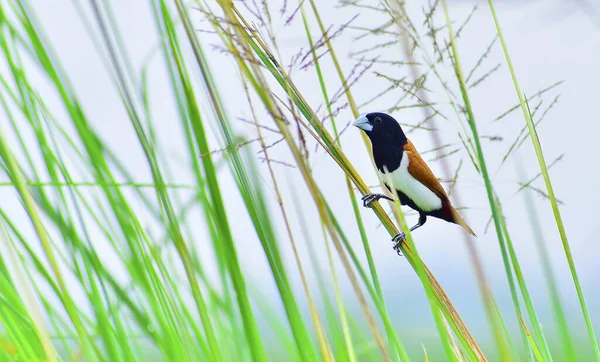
(5, 0), (600, 352)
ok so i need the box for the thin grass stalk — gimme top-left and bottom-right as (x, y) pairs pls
(213, 4), (392, 359)
(0, 37), (103, 360)
(383, 3), (526, 359)
(305, 0), (403, 339)
(172, 3), (328, 362)
(322, 227), (358, 362)
(0, 40), (57, 362)
(289, 182), (357, 362)
(496, 198), (553, 360)
(385, 183), (459, 362)
(148, 4), (246, 355)
(259, 52), (394, 362)
(59, 174), (127, 362)
(88, 3), (220, 360)
(253, 60), (394, 360)
(440, 1), (517, 360)
(178, 1), (358, 358)
(1, 30), (111, 358)
(242, 77), (334, 362)
(299, 3), (406, 360)
(155, 5), (241, 357)
(150, 0), (226, 280)
(38, 64), (136, 361)
(518, 160), (577, 362)
(164, 2), (272, 361)
(517, 312), (544, 362)
(488, 296), (524, 362)
(486, 2), (600, 359)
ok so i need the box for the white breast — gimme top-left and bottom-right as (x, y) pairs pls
(377, 155), (442, 212)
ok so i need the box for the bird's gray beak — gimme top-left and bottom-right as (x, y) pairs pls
(353, 115), (372, 132)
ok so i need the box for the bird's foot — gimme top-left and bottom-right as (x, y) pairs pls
(361, 193), (386, 208)
(392, 232), (405, 256)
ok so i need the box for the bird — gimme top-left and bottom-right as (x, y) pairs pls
(353, 112), (476, 253)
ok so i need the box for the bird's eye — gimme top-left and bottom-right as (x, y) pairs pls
(374, 117), (382, 124)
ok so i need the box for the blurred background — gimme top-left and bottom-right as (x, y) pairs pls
(1, 0), (599, 361)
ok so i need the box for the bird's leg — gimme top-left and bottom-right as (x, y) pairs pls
(392, 214), (427, 255)
(361, 193), (394, 208)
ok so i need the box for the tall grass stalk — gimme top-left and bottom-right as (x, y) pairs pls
(386, 185), (460, 362)
(382, 3), (533, 359)
(518, 160), (577, 361)
(496, 198), (553, 360)
(290, 183), (358, 362)
(89, 2), (223, 360)
(441, 0), (520, 360)
(167, 2), (332, 361)
(295, 16), (377, 362)
(487, 1), (600, 359)
(300, 3), (406, 360)
(384, 2), (536, 361)
(211, 3), (393, 359)
(242, 76), (334, 361)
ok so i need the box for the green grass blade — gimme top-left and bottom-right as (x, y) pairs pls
(496, 198), (553, 361)
(299, 3), (406, 360)
(518, 161), (577, 361)
(440, 1), (519, 360)
(486, 2), (600, 359)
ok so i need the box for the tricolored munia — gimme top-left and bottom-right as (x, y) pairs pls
(354, 112), (476, 253)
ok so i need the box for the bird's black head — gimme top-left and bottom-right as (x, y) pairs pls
(353, 112), (407, 147)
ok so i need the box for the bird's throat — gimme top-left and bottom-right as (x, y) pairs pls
(372, 144), (403, 174)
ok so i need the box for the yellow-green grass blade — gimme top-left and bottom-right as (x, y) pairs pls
(85, 3), (219, 359)
(496, 198), (553, 361)
(214, 5), (394, 358)
(387, 194), (459, 362)
(168, 1), (336, 360)
(518, 161), (577, 362)
(289, 181), (360, 362)
(299, 3), (406, 360)
(440, 0), (520, 360)
(486, 1), (599, 359)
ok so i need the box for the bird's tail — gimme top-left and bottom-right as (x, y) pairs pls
(450, 207), (477, 237)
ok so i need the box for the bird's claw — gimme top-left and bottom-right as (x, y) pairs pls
(392, 232), (405, 256)
(361, 193), (381, 208)
(361, 193), (376, 207)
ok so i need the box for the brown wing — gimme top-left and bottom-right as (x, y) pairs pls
(404, 140), (477, 236)
(403, 140), (448, 200)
